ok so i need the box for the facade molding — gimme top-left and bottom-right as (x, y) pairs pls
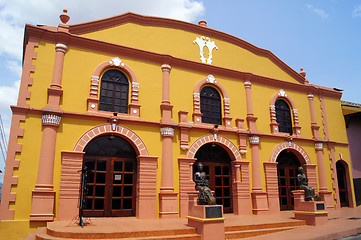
(87, 57), (140, 117)
(193, 75), (232, 125)
(269, 90), (302, 136)
(24, 24), (342, 100)
(73, 124), (149, 156)
(269, 141), (311, 164)
(185, 135), (242, 161)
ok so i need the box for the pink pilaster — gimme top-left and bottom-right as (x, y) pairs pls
(308, 94), (320, 139)
(232, 161), (252, 215)
(264, 162), (280, 213)
(160, 64), (174, 123)
(249, 136), (269, 214)
(179, 158), (196, 217)
(159, 127), (178, 218)
(30, 114), (62, 221)
(244, 81), (258, 132)
(30, 36), (67, 221)
(315, 142), (334, 209)
(137, 156), (158, 219)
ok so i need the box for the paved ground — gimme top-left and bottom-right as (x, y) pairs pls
(242, 206), (361, 240)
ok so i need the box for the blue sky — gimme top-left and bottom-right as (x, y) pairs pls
(0, 0), (360, 180)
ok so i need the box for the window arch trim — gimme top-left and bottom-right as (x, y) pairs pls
(193, 75), (232, 126)
(87, 57), (140, 117)
(269, 90), (301, 136)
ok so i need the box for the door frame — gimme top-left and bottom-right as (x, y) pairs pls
(83, 156), (137, 217)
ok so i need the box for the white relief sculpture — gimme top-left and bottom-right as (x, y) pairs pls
(193, 36), (218, 64)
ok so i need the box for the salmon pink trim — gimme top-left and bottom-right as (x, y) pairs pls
(73, 124), (148, 156)
(67, 12), (306, 84)
(87, 57), (140, 117)
(18, 36), (39, 107)
(269, 142), (311, 164)
(0, 108), (26, 220)
(270, 90), (301, 136)
(193, 75), (231, 125)
(186, 135), (241, 161)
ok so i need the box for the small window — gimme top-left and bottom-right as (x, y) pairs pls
(99, 70), (129, 113)
(275, 99), (292, 135)
(200, 86), (222, 125)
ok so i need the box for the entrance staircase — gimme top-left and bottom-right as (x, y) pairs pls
(23, 216), (306, 240)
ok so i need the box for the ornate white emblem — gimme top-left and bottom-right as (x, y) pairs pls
(193, 36), (218, 64)
(278, 89), (287, 97)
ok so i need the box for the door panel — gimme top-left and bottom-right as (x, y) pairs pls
(278, 166), (298, 210)
(83, 157), (136, 217)
(195, 162), (233, 213)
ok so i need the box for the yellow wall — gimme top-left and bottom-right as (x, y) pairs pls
(81, 23), (300, 84)
(6, 18), (355, 234)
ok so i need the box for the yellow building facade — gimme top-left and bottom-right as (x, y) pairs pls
(0, 10), (355, 239)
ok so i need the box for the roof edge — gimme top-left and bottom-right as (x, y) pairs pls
(68, 12), (306, 84)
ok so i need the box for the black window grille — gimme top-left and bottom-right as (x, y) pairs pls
(275, 99), (292, 135)
(200, 86), (222, 125)
(99, 70), (129, 113)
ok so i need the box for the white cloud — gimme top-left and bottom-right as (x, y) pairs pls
(0, 0), (205, 171)
(306, 4), (329, 19)
(0, 80), (20, 143)
(5, 60), (22, 77)
(352, 5), (361, 18)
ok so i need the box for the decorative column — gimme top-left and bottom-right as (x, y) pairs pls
(244, 81), (258, 132)
(249, 136), (269, 214)
(30, 113), (62, 221)
(159, 127), (178, 218)
(160, 64), (173, 123)
(159, 63), (178, 218)
(315, 142), (333, 208)
(308, 94), (320, 139)
(30, 10), (69, 221)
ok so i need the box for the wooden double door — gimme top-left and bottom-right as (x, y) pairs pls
(194, 143), (233, 213)
(82, 135), (137, 217)
(277, 150), (301, 211)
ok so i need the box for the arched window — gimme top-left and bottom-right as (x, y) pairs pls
(99, 70), (129, 113)
(200, 86), (222, 125)
(275, 99), (292, 135)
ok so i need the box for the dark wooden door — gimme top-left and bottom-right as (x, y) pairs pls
(83, 156), (136, 217)
(278, 166), (298, 210)
(337, 161), (349, 207)
(198, 162), (232, 213)
(194, 143), (233, 213)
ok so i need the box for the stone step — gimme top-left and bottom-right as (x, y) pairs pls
(225, 226), (296, 239)
(225, 220), (306, 232)
(34, 226), (201, 240)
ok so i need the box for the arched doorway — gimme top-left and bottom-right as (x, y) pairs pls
(82, 135), (137, 217)
(277, 150), (301, 210)
(194, 143), (233, 213)
(337, 161), (349, 207)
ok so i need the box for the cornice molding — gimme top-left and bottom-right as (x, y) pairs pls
(24, 23), (341, 99)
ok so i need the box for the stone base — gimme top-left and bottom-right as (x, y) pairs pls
(30, 188), (55, 221)
(292, 190), (328, 226)
(187, 217), (225, 240)
(159, 191), (178, 218)
(251, 191), (269, 215)
(187, 204), (225, 240)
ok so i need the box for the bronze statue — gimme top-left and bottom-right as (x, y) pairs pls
(194, 163), (216, 205)
(297, 166), (315, 201)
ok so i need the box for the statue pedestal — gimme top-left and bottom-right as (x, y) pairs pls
(187, 194), (225, 240)
(292, 190), (328, 226)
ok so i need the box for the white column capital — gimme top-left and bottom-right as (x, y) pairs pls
(161, 127), (174, 137)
